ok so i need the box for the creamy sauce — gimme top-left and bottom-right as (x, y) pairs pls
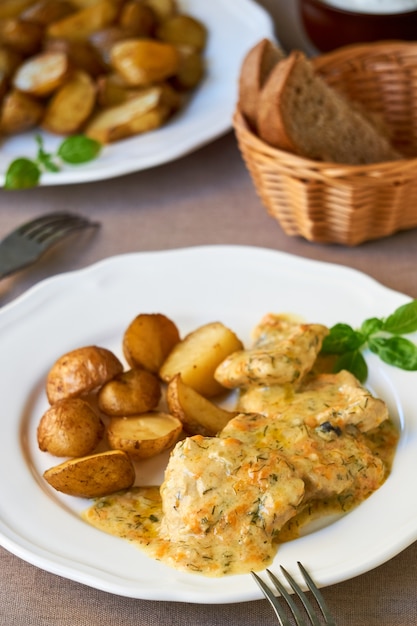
(83, 415), (398, 577)
(320, 0), (417, 13)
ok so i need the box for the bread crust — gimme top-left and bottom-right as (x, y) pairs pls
(238, 38), (284, 131)
(256, 49), (401, 165)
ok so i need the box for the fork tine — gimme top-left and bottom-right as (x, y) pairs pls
(251, 571), (292, 626)
(19, 214), (96, 245)
(297, 563), (337, 626)
(267, 569), (307, 626)
(15, 212), (81, 236)
(279, 567), (321, 626)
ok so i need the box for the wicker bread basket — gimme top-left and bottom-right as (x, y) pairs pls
(233, 41), (417, 246)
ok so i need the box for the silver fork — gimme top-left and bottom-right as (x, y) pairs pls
(252, 563), (337, 626)
(0, 212), (99, 279)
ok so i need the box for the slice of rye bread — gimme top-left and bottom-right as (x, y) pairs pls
(257, 50), (401, 165)
(238, 38), (285, 132)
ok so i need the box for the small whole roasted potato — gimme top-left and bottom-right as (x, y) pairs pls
(107, 411), (182, 460)
(0, 89), (44, 134)
(159, 321), (244, 397)
(46, 345), (123, 404)
(98, 368), (161, 416)
(43, 449), (136, 498)
(37, 397), (104, 457)
(122, 312), (180, 374)
(166, 374), (236, 436)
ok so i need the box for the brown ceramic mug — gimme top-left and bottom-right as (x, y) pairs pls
(299, 0), (417, 52)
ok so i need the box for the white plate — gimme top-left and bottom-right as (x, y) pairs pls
(1, 246), (416, 603)
(0, 0), (274, 187)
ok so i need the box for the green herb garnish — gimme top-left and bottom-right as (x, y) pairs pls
(4, 134), (102, 190)
(320, 300), (417, 382)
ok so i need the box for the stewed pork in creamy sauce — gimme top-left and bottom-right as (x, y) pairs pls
(84, 314), (399, 577)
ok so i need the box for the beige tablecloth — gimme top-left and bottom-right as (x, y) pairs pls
(1, 3), (417, 624)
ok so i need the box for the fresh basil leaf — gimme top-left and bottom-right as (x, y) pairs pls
(57, 135), (101, 164)
(333, 350), (368, 383)
(382, 300), (417, 335)
(360, 317), (383, 337)
(4, 158), (41, 190)
(321, 323), (365, 354)
(368, 336), (417, 370)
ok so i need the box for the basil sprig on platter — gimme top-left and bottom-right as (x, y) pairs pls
(4, 134), (102, 190)
(320, 300), (417, 382)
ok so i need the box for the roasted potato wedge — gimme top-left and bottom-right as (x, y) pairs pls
(98, 368), (161, 416)
(110, 38), (180, 86)
(119, 1), (156, 37)
(37, 397), (104, 457)
(46, 0), (120, 40)
(0, 18), (43, 55)
(13, 51), (70, 97)
(0, 0), (37, 20)
(46, 346), (123, 405)
(172, 47), (204, 90)
(44, 38), (105, 77)
(41, 69), (96, 135)
(85, 85), (172, 143)
(20, 0), (75, 25)
(0, 89), (44, 134)
(122, 312), (180, 374)
(107, 411), (182, 460)
(156, 15), (207, 52)
(166, 374), (237, 436)
(43, 449), (135, 498)
(159, 321), (244, 397)
(144, 0), (177, 21)
(0, 46), (24, 78)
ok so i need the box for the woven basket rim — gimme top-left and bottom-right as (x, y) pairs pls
(312, 39), (417, 64)
(233, 108), (417, 175)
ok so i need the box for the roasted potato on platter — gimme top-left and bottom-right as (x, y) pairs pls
(122, 312), (180, 374)
(107, 411), (182, 460)
(98, 368), (161, 416)
(167, 374), (237, 436)
(159, 321), (244, 397)
(84, 85), (175, 144)
(46, 345), (123, 405)
(43, 449), (135, 498)
(156, 15), (207, 51)
(12, 51), (70, 97)
(46, 0), (120, 41)
(37, 397), (104, 457)
(41, 69), (96, 135)
(110, 39), (180, 86)
(0, 89), (44, 134)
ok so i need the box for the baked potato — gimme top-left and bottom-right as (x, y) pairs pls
(159, 321), (244, 397)
(84, 85), (172, 143)
(122, 312), (180, 374)
(166, 374), (236, 436)
(12, 51), (70, 97)
(37, 397), (104, 457)
(107, 411), (182, 460)
(43, 449), (135, 498)
(46, 0), (120, 40)
(156, 15), (207, 52)
(110, 39), (180, 86)
(46, 345), (123, 404)
(0, 89), (44, 134)
(98, 368), (161, 416)
(41, 69), (97, 135)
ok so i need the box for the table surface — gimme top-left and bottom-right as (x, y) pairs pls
(1, 2), (417, 625)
